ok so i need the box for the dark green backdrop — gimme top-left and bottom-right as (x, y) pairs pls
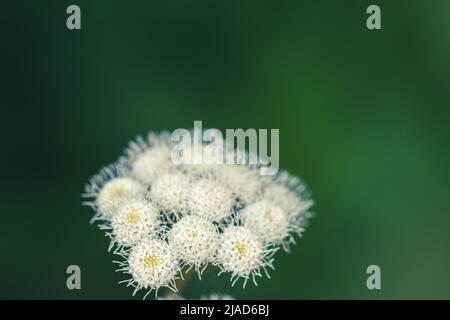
(2, 1), (450, 299)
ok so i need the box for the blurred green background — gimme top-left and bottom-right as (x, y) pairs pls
(2, 0), (450, 299)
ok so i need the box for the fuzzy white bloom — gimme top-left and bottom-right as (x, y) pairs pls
(168, 215), (219, 275)
(120, 132), (174, 184)
(240, 201), (289, 244)
(131, 146), (172, 183)
(110, 200), (159, 246)
(188, 178), (234, 222)
(96, 177), (143, 218)
(150, 172), (192, 214)
(119, 239), (180, 298)
(263, 173), (313, 220)
(215, 226), (277, 287)
(216, 226), (262, 276)
(220, 165), (263, 206)
(83, 131), (314, 298)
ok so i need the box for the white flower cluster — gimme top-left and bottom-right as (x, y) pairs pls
(83, 131), (313, 298)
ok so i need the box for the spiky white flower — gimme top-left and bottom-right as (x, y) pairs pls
(120, 132), (174, 184)
(96, 177), (143, 218)
(188, 178), (234, 222)
(263, 173), (313, 220)
(215, 226), (277, 287)
(168, 215), (219, 275)
(150, 172), (192, 214)
(83, 130), (314, 298)
(131, 147), (172, 183)
(240, 201), (289, 244)
(117, 239), (180, 298)
(110, 200), (159, 247)
(220, 165), (262, 206)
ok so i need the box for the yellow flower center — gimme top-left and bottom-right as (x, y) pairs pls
(126, 210), (141, 224)
(265, 209), (274, 222)
(144, 255), (161, 269)
(108, 186), (127, 199)
(192, 231), (198, 239)
(236, 241), (249, 257)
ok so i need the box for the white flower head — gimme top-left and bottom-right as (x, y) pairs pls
(83, 128), (314, 297)
(240, 201), (289, 245)
(149, 171), (192, 215)
(263, 172), (314, 220)
(215, 226), (277, 287)
(110, 200), (160, 247)
(168, 215), (219, 276)
(83, 164), (144, 220)
(96, 177), (143, 218)
(131, 147), (172, 183)
(120, 132), (173, 183)
(117, 239), (180, 298)
(188, 178), (234, 222)
(220, 165), (263, 206)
